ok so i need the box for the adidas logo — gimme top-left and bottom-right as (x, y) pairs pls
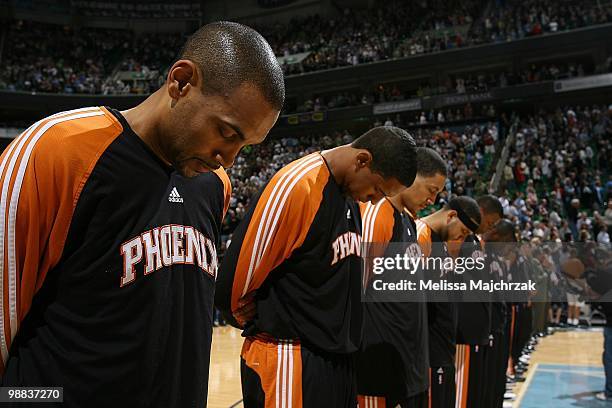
(168, 187), (183, 203)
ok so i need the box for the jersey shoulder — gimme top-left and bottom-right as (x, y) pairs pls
(25, 107), (123, 172)
(265, 152), (329, 205)
(362, 199), (395, 244)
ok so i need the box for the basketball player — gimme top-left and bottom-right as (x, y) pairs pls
(0, 22), (284, 408)
(508, 243), (534, 381)
(479, 220), (516, 407)
(357, 147), (447, 408)
(215, 127), (418, 407)
(454, 195), (503, 408)
(417, 196), (481, 408)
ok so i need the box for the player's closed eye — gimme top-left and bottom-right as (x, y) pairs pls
(219, 126), (236, 141)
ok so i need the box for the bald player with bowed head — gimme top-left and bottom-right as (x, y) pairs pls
(357, 147), (447, 408)
(124, 22), (282, 175)
(216, 126), (417, 408)
(0, 22), (283, 408)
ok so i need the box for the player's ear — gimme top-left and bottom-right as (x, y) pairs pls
(167, 60), (199, 101)
(447, 210), (457, 224)
(355, 150), (373, 169)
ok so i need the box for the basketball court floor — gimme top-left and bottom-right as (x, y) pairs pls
(207, 327), (607, 408)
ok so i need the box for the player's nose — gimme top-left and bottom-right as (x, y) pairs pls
(216, 151), (236, 169)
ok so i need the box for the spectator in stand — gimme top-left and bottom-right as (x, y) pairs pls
(501, 105), (611, 245)
(0, 14), (605, 98)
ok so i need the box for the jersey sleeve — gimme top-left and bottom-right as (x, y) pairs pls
(215, 154), (326, 324)
(213, 167), (232, 219)
(360, 200), (395, 245)
(0, 107), (121, 373)
(416, 220), (433, 258)
(360, 200), (395, 285)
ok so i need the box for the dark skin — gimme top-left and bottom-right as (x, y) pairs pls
(477, 211), (502, 235)
(389, 172), (447, 214)
(482, 228), (515, 256)
(422, 209), (474, 243)
(122, 60), (280, 177)
(321, 146), (406, 203)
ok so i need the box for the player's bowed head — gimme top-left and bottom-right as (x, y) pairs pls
(476, 195), (504, 235)
(482, 219), (518, 257)
(322, 126), (418, 204)
(390, 147), (448, 214)
(122, 21), (285, 178)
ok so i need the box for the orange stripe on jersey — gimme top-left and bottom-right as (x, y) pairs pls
(428, 367), (433, 408)
(360, 200), (395, 287)
(357, 395), (386, 408)
(212, 167), (232, 218)
(230, 153), (327, 312)
(416, 220), (433, 258)
(241, 337), (303, 407)
(454, 344), (470, 408)
(360, 199), (394, 245)
(507, 306), (517, 376)
(0, 106), (122, 372)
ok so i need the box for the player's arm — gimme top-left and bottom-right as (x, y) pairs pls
(0, 109), (121, 374)
(215, 157), (325, 328)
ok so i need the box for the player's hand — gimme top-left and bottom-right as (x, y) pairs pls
(234, 292), (256, 328)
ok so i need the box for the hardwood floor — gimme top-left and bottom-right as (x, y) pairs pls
(207, 326), (605, 407)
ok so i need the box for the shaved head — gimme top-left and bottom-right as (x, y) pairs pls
(180, 21), (285, 110)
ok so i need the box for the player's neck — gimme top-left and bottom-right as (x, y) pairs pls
(421, 212), (445, 235)
(387, 195), (404, 213)
(121, 90), (170, 166)
(320, 145), (350, 188)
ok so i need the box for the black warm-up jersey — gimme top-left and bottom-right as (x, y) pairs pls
(417, 221), (457, 368)
(0, 107), (231, 408)
(512, 256), (531, 304)
(216, 153), (363, 354)
(357, 200), (429, 399)
(456, 235), (491, 345)
(488, 250), (508, 334)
